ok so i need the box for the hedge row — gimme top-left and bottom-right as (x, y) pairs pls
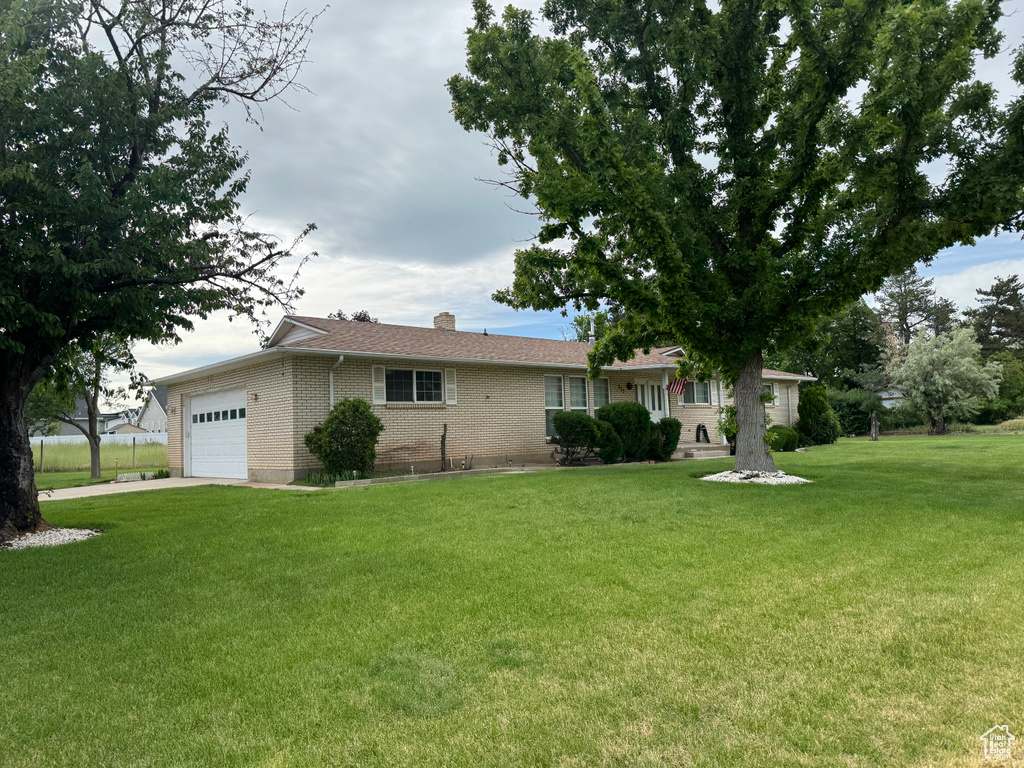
(552, 402), (682, 465)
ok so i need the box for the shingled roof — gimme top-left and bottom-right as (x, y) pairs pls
(154, 314), (814, 386)
(273, 315), (811, 379)
(275, 315), (684, 369)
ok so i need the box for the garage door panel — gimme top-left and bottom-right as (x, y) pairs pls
(190, 390), (247, 479)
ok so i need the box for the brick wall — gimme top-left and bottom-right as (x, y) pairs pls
(292, 357), (646, 471)
(167, 352), (803, 481)
(166, 357), (297, 482)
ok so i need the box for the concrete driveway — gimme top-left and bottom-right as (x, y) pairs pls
(39, 477), (321, 502)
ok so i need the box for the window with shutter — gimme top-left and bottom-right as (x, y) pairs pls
(372, 366), (386, 404)
(445, 368), (457, 404)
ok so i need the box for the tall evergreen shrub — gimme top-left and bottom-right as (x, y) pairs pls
(596, 402), (653, 461)
(827, 388), (884, 436)
(795, 386), (841, 445)
(649, 417), (682, 461)
(593, 419), (623, 464)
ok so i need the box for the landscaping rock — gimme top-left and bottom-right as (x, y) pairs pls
(1, 527), (102, 550)
(701, 470), (811, 485)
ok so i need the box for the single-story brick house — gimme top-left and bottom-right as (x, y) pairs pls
(154, 313), (814, 482)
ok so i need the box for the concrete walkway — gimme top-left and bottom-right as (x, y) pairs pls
(39, 477), (322, 502)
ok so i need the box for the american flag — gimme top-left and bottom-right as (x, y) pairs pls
(667, 376), (688, 396)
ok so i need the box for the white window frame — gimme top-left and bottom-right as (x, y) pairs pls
(682, 380), (711, 405)
(544, 374), (564, 438)
(568, 376), (588, 412)
(384, 367), (445, 404)
(763, 382), (779, 406)
(593, 377), (611, 410)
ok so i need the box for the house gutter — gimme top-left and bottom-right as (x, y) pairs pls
(152, 343), (815, 388)
(276, 346), (681, 373)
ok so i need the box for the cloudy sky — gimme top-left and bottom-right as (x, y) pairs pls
(133, 0), (1024, 391)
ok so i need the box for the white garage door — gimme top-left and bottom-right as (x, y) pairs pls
(189, 389), (247, 479)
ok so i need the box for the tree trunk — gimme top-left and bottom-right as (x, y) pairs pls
(869, 410), (879, 441)
(87, 362), (103, 479)
(733, 349), (778, 473)
(0, 373), (43, 543)
(929, 415), (947, 436)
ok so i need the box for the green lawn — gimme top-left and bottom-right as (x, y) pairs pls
(3, 436), (1022, 767)
(34, 468), (166, 491)
(32, 439), (167, 472)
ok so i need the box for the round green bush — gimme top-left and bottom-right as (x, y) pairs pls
(827, 388), (883, 436)
(304, 398), (384, 476)
(649, 417), (682, 461)
(593, 419), (623, 464)
(795, 386), (841, 446)
(552, 410), (599, 464)
(766, 424), (798, 452)
(596, 401), (653, 461)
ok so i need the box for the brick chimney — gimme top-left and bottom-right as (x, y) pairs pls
(433, 312), (456, 331)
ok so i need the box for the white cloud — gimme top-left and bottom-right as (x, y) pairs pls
(933, 258), (1024, 310)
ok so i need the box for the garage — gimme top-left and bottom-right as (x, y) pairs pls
(189, 389), (248, 479)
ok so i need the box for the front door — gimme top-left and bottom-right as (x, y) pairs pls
(636, 379), (665, 422)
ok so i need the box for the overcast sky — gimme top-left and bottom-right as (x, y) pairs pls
(131, 0), (1024, 394)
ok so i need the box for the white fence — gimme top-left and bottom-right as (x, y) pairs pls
(31, 433), (168, 446)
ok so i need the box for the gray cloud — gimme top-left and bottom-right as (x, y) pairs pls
(122, 0), (1024, 400)
(217, 0), (544, 266)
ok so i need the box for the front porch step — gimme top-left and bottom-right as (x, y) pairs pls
(672, 442), (732, 460)
(682, 449), (731, 459)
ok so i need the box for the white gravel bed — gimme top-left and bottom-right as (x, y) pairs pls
(701, 470), (811, 485)
(2, 527), (103, 550)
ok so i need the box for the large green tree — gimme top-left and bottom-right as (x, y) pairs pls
(765, 299), (887, 389)
(964, 275), (1024, 357)
(892, 327), (1000, 433)
(0, 0), (318, 540)
(449, 0), (1024, 472)
(875, 266), (940, 347)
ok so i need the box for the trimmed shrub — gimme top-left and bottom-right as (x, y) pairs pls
(649, 417), (682, 461)
(304, 398), (384, 476)
(593, 419), (623, 464)
(596, 401), (653, 461)
(766, 424), (799, 452)
(879, 402), (925, 431)
(827, 388), (884, 436)
(552, 410), (599, 464)
(794, 386), (841, 446)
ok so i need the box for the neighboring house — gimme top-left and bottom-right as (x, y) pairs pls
(154, 313), (815, 482)
(39, 397), (133, 437)
(135, 386), (169, 433)
(106, 422), (148, 435)
(877, 388), (904, 409)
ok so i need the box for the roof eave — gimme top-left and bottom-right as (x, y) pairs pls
(151, 348), (283, 386)
(277, 345), (680, 372)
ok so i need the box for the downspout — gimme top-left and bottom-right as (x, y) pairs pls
(328, 355), (345, 407)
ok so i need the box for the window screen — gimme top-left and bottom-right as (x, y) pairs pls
(416, 371), (443, 402)
(683, 381), (710, 404)
(593, 378), (610, 409)
(569, 377), (588, 410)
(385, 369), (414, 402)
(544, 375), (563, 438)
